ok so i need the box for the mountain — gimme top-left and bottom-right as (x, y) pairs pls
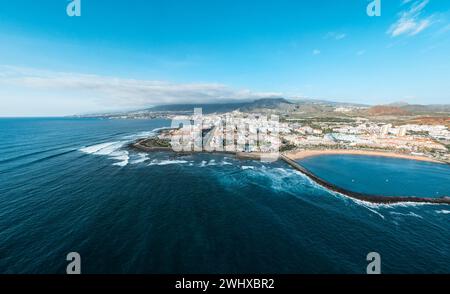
(76, 98), (450, 119)
(366, 103), (450, 116)
(400, 104), (450, 114)
(148, 102), (248, 114)
(147, 98), (294, 114)
(238, 98), (295, 112)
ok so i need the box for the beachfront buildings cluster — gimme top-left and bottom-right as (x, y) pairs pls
(160, 110), (449, 163)
(282, 119), (449, 162)
(164, 110), (281, 155)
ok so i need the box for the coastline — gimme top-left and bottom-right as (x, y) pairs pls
(280, 154), (450, 205)
(285, 149), (444, 164)
(133, 136), (445, 165)
(131, 137), (449, 205)
(132, 140), (269, 160)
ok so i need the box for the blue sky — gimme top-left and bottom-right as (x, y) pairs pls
(0, 0), (449, 116)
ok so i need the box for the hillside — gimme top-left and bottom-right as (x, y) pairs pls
(367, 106), (409, 116)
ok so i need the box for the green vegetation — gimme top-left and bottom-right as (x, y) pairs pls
(409, 131), (429, 136)
(141, 138), (171, 148)
(280, 139), (297, 152)
(280, 144), (297, 152)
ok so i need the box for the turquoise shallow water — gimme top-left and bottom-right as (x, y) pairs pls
(0, 118), (449, 273)
(299, 154), (450, 198)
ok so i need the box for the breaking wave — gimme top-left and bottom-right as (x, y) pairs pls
(148, 159), (190, 166)
(79, 127), (170, 167)
(80, 141), (129, 167)
(436, 209), (450, 214)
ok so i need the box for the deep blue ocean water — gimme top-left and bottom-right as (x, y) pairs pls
(0, 118), (449, 274)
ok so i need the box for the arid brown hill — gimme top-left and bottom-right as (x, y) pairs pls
(367, 106), (409, 116)
(409, 117), (450, 128)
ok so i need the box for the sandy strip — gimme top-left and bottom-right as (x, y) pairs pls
(285, 149), (443, 164)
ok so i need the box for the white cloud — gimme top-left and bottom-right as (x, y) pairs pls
(335, 33), (347, 40)
(324, 32), (347, 40)
(312, 49), (321, 55)
(388, 0), (433, 37)
(0, 66), (282, 114)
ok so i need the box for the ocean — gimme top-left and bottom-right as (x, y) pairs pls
(0, 118), (449, 274)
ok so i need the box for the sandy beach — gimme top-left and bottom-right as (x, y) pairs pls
(285, 149), (443, 164)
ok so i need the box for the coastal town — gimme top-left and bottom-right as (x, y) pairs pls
(132, 101), (450, 164)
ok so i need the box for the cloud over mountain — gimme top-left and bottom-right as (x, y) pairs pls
(0, 66), (282, 114)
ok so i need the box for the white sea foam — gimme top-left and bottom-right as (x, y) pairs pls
(113, 159), (129, 167)
(357, 198), (441, 208)
(241, 166), (255, 170)
(79, 127), (171, 167)
(159, 160), (188, 166)
(130, 153), (148, 164)
(80, 141), (125, 155)
(291, 170), (331, 192)
(121, 127), (172, 140)
(121, 131), (154, 140)
(110, 150), (129, 167)
(436, 210), (450, 214)
(274, 167), (291, 174)
(232, 164), (310, 195)
(148, 159), (189, 166)
(80, 141), (129, 166)
(390, 211), (423, 219)
(365, 207), (385, 219)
